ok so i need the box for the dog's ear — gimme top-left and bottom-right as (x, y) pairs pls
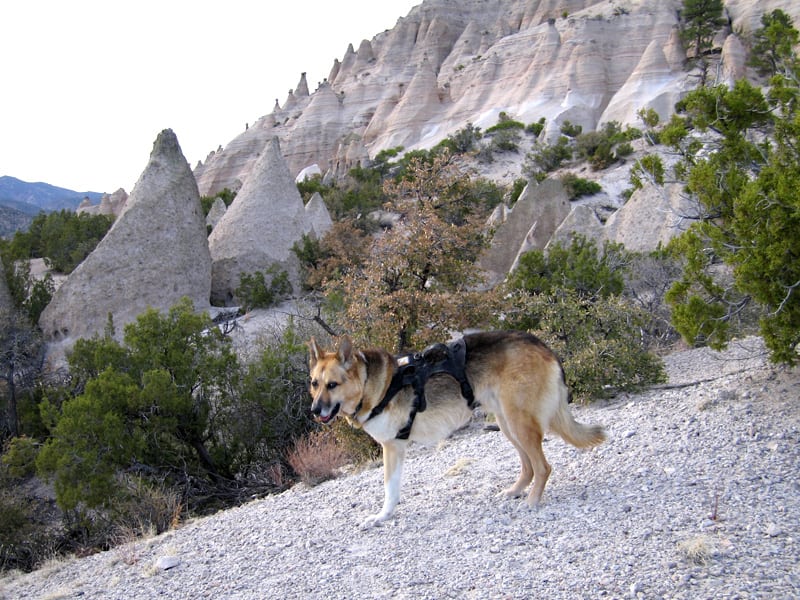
(307, 337), (322, 370)
(337, 335), (355, 367)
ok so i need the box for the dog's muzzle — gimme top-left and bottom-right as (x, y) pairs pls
(313, 401), (340, 424)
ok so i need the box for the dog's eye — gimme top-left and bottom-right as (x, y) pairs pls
(327, 382), (338, 390)
(310, 380), (319, 389)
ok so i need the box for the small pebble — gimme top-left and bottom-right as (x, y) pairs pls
(156, 556), (181, 571)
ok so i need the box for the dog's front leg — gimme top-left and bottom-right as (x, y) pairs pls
(362, 440), (407, 528)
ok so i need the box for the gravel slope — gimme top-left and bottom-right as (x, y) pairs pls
(2, 337), (798, 600)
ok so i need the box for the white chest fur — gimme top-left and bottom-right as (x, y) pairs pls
(361, 410), (404, 444)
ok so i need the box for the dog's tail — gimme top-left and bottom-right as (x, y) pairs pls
(550, 385), (606, 448)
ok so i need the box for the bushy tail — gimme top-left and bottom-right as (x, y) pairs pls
(550, 388), (606, 448)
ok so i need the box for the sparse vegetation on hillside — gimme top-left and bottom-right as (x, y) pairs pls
(5, 210), (113, 275)
(573, 121), (641, 170)
(296, 166), (386, 222)
(524, 136), (573, 179)
(664, 25), (800, 362)
(501, 234), (667, 400)
(436, 123), (482, 154)
(522, 119), (641, 179)
(234, 265), (292, 312)
(560, 173), (602, 200)
(680, 0), (726, 86)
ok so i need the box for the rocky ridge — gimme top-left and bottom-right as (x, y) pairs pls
(2, 336), (797, 599)
(192, 0), (800, 198)
(77, 188), (129, 218)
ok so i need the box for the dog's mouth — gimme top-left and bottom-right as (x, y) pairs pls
(317, 403), (340, 424)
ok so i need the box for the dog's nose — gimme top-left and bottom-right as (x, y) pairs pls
(311, 401), (322, 416)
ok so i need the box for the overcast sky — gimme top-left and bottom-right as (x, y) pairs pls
(1, 0), (420, 194)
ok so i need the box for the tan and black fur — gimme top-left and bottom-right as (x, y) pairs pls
(307, 331), (605, 527)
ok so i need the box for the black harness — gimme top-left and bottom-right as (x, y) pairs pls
(361, 338), (476, 440)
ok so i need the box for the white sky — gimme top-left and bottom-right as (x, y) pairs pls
(1, 0), (420, 194)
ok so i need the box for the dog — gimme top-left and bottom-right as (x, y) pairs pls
(307, 330), (606, 527)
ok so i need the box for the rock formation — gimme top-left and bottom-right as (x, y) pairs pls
(76, 188), (129, 217)
(39, 129), (212, 345)
(304, 192), (333, 238)
(603, 182), (695, 252)
(191, 0), (800, 290)
(207, 137), (314, 306)
(725, 0), (800, 33)
(190, 0), (800, 225)
(598, 36), (686, 127)
(205, 0), (800, 198)
(205, 197), (227, 231)
(479, 179), (570, 286)
(549, 191), (694, 254)
(187, 1), (654, 194)
(719, 34), (748, 87)
(549, 204), (605, 249)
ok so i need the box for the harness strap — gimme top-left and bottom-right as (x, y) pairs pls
(429, 339), (475, 408)
(364, 338), (475, 440)
(364, 363), (412, 422)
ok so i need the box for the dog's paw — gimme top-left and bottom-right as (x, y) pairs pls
(499, 487), (525, 499)
(360, 512), (390, 529)
(360, 515), (382, 529)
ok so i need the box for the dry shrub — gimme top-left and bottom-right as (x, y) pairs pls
(0, 487), (61, 573)
(112, 475), (183, 538)
(266, 462), (287, 489)
(331, 419), (380, 464)
(677, 535), (717, 565)
(287, 429), (349, 485)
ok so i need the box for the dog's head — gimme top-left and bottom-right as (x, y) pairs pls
(307, 336), (365, 423)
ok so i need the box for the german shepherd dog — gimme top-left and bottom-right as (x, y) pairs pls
(307, 331), (606, 527)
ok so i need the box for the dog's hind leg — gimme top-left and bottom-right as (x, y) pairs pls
(494, 411), (534, 499)
(501, 405), (552, 506)
(521, 426), (551, 506)
(362, 440), (407, 528)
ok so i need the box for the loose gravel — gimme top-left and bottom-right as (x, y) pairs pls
(2, 336), (798, 599)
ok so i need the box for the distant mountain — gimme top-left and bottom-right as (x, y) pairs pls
(0, 205), (34, 238)
(0, 175), (104, 214)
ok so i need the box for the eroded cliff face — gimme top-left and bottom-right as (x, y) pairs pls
(193, 0), (798, 197)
